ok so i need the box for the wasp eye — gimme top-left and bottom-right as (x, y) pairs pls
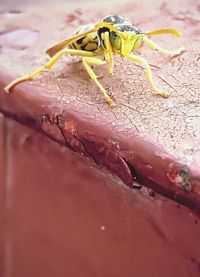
(111, 32), (119, 39)
(110, 31), (121, 51)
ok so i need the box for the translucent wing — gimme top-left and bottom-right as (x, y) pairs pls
(45, 22), (118, 57)
(46, 25), (98, 57)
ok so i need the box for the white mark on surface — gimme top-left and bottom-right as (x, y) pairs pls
(167, 99), (174, 109)
(100, 225), (106, 231)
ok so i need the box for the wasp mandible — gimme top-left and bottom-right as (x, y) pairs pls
(5, 15), (184, 106)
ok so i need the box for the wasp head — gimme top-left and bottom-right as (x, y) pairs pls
(110, 25), (144, 56)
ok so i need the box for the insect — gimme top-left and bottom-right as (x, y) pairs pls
(5, 15), (184, 106)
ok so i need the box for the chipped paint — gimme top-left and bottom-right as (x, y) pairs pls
(167, 166), (192, 191)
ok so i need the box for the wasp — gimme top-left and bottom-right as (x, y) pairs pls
(5, 15), (184, 106)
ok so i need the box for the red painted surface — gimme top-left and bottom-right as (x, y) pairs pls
(0, 0), (200, 276)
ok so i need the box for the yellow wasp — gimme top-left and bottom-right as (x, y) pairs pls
(5, 15), (184, 106)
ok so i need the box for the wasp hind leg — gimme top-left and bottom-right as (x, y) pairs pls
(127, 54), (169, 97)
(4, 48), (96, 92)
(82, 57), (115, 107)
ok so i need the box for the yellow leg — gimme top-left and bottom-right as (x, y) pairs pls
(127, 54), (168, 97)
(82, 57), (115, 107)
(143, 37), (184, 56)
(101, 31), (114, 75)
(5, 48), (96, 92)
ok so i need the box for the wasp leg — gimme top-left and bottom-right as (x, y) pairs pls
(143, 37), (184, 56)
(101, 31), (114, 76)
(127, 54), (169, 97)
(5, 49), (96, 92)
(82, 57), (115, 107)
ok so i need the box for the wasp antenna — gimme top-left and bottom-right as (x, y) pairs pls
(147, 29), (181, 37)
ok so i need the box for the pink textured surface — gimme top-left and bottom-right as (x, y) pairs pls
(3, 118), (200, 277)
(0, 0), (200, 208)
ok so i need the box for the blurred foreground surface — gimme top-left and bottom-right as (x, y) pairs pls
(0, 115), (200, 277)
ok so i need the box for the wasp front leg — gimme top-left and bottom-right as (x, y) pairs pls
(127, 54), (169, 97)
(143, 37), (184, 56)
(82, 57), (115, 107)
(5, 49), (96, 92)
(101, 31), (114, 76)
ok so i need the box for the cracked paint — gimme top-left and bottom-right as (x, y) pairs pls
(41, 113), (135, 187)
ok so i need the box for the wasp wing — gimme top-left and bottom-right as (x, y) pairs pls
(46, 25), (98, 57)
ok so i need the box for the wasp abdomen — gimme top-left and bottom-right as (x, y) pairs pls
(69, 24), (99, 52)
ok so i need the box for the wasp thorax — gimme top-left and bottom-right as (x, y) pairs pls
(102, 15), (131, 25)
(116, 25), (142, 35)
